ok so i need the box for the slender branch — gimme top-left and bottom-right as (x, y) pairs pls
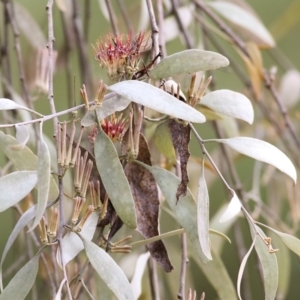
(116, 0), (133, 32)
(156, 0), (167, 59)
(148, 258), (160, 300)
(46, 1), (72, 299)
(171, 0), (193, 48)
(105, 0), (119, 35)
(83, 0), (91, 38)
(72, 0), (93, 94)
(145, 0), (160, 61)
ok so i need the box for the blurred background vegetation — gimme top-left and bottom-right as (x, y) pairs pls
(1, 0), (300, 299)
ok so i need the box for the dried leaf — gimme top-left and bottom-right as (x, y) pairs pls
(125, 134), (173, 272)
(169, 119), (190, 200)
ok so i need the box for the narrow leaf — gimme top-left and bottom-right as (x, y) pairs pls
(219, 191), (241, 223)
(0, 171), (37, 212)
(208, 1), (275, 47)
(138, 163), (211, 263)
(0, 254), (39, 300)
(149, 49), (229, 79)
(192, 249), (238, 300)
(237, 235), (256, 300)
(94, 127), (137, 229)
(0, 131), (58, 201)
(54, 279), (67, 300)
(109, 81), (206, 123)
(57, 212), (98, 267)
(257, 222), (300, 257)
(83, 239), (135, 300)
(201, 90), (254, 124)
(153, 120), (176, 163)
(249, 224), (278, 300)
(28, 123), (50, 231)
(13, 124), (30, 149)
(0, 206), (36, 287)
(197, 159), (212, 260)
(0, 98), (41, 116)
(130, 252), (150, 299)
(215, 137), (297, 183)
(81, 95), (131, 127)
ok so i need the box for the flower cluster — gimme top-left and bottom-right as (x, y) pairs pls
(101, 114), (127, 141)
(94, 31), (147, 80)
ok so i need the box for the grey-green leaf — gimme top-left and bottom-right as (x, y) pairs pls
(83, 239), (135, 300)
(149, 49), (229, 79)
(249, 224), (278, 300)
(81, 95), (131, 127)
(109, 81), (206, 123)
(0, 131), (58, 201)
(94, 127), (137, 229)
(192, 249), (238, 300)
(138, 163), (210, 263)
(214, 137), (297, 183)
(28, 123), (51, 231)
(0, 98), (41, 116)
(200, 90), (254, 124)
(0, 254), (39, 300)
(257, 222), (300, 257)
(0, 171), (37, 212)
(197, 160), (212, 260)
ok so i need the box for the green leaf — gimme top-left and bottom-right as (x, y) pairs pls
(28, 123), (51, 231)
(138, 163), (211, 263)
(201, 90), (254, 124)
(57, 213), (98, 267)
(94, 127), (137, 229)
(81, 95), (131, 127)
(192, 249), (238, 300)
(83, 239), (135, 300)
(237, 235), (256, 300)
(208, 1), (275, 47)
(249, 224), (278, 300)
(256, 222), (300, 257)
(149, 49), (229, 79)
(0, 98), (41, 116)
(0, 131), (58, 201)
(197, 159), (212, 260)
(0, 206), (36, 290)
(219, 191), (241, 223)
(153, 120), (176, 163)
(108, 81), (206, 123)
(213, 137), (297, 183)
(0, 254), (39, 300)
(0, 171), (37, 212)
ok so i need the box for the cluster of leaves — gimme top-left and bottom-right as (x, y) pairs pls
(1, 1), (300, 300)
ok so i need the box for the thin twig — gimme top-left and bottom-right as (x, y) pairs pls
(72, 0), (93, 94)
(145, 0), (160, 61)
(105, 0), (119, 35)
(156, 0), (167, 59)
(116, 0), (133, 32)
(147, 258), (160, 300)
(171, 0), (193, 48)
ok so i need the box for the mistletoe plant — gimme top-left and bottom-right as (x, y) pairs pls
(0, 30), (298, 300)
